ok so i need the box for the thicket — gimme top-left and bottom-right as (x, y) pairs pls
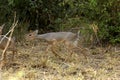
(0, 0), (119, 44)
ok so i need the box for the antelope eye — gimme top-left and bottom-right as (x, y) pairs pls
(29, 34), (32, 36)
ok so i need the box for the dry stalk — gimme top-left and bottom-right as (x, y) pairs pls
(0, 28), (13, 44)
(91, 23), (101, 46)
(0, 14), (18, 79)
(0, 14), (18, 69)
(1, 23), (18, 60)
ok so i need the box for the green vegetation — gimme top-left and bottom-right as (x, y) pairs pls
(0, 0), (119, 44)
(0, 1), (120, 80)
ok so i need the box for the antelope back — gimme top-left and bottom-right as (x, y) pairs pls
(37, 32), (76, 41)
(0, 35), (17, 52)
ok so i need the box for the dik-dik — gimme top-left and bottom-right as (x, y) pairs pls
(25, 30), (80, 56)
(0, 35), (17, 60)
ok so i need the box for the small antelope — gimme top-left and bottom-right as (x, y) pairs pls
(0, 35), (17, 60)
(0, 24), (5, 35)
(25, 30), (80, 57)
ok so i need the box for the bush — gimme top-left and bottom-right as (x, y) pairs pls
(0, 0), (119, 44)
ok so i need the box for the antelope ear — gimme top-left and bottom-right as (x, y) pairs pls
(0, 24), (5, 29)
(34, 30), (38, 34)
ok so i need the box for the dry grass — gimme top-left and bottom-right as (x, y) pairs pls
(0, 41), (120, 80)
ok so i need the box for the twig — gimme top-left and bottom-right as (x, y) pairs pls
(0, 12), (18, 61)
(1, 20), (18, 60)
(0, 29), (13, 44)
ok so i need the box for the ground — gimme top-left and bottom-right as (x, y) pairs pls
(0, 41), (120, 80)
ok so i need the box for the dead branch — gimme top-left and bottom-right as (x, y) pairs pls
(0, 13), (18, 63)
